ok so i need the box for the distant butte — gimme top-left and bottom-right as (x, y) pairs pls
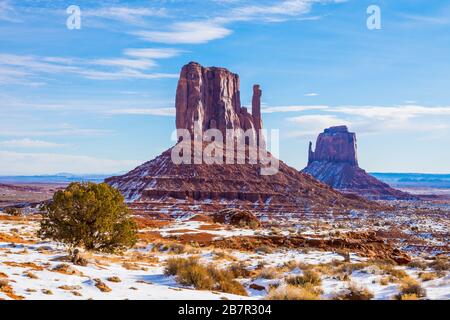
(302, 126), (412, 200)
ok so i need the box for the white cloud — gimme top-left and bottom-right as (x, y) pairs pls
(283, 104), (450, 139)
(135, 21), (232, 44)
(0, 138), (66, 148)
(124, 48), (182, 59)
(133, 1), (340, 44)
(0, 0), (19, 22)
(0, 151), (140, 175)
(0, 53), (178, 84)
(304, 92), (319, 97)
(107, 108), (175, 116)
(401, 13), (450, 26)
(215, 0), (342, 23)
(228, 0), (313, 20)
(83, 6), (167, 25)
(77, 69), (177, 81)
(0, 126), (112, 138)
(329, 105), (450, 121)
(262, 105), (328, 113)
(287, 114), (350, 137)
(92, 58), (157, 70)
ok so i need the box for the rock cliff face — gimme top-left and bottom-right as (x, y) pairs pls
(303, 126), (412, 200)
(308, 126), (358, 166)
(106, 63), (378, 215)
(175, 62), (261, 143)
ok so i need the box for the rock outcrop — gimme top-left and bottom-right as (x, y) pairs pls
(175, 62), (261, 144)
(106, 63), (378, 215)
(308, 125), (358, 166)
(303, 126), (412, 200)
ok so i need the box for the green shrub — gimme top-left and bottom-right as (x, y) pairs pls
(38, 182), (137, 253)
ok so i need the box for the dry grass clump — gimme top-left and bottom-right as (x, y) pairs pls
(164, 257), (247, 296)
(418, 272), (437, 282)
(398, 293), (419, 300)
(282, 260), (299, 271)
(165, 256), (199, 277)
(396, 278), (426, 299)
(429, 256), (449, 271)
(107, 276), (122, 283)
(310, 264), (333, 276)
(23, 271), (38, 279)
(213, 250), (237, 261)
(94, 278), (112, 293)
(334, 282), (374, 300)
(269, 227), (282, 236)
(379, 277), (391, 286)
(167, 243), (186, 254)
(407, 259), (428, 270)
(258, 267), (280, 279)
(122, 262), (146, 271)
(266, 285), (320, 300)
(229, 262), (251, 278)
(206, 266), (248, 296)
(58, 285), (82, 291)
(285, 270), (322, 287)
(373, 262), (409, 281)
(4, 207), (23, 216)
(334, 262), (369, 275)
(152, 241), (196, 255)
(255, 246), (273, 254)
(52, 263), (83, 276)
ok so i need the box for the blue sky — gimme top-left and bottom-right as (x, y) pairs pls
(0, 0), (449, 175)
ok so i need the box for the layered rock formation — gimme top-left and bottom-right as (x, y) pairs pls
(106, 63), (377, 215)
(303, 126), (412, 200)
(308, 126), (358, 166)
(175, 62), (261, 144)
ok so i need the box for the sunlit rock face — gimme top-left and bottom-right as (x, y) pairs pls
(175, 62), (262, 143)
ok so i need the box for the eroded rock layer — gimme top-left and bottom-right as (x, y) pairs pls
(106, 142), (379, 214)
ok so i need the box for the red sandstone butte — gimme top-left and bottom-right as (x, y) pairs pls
(302, 126), (412, 200)
(175, 62), (261, 144)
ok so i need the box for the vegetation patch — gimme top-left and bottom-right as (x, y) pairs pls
(266, 285), (320, 300)
(39, 182), (137, 253)
(164, 257), (247, 296)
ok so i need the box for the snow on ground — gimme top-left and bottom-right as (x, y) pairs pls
(0, 214), (251, 300)
(1, 212), (449, 300)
